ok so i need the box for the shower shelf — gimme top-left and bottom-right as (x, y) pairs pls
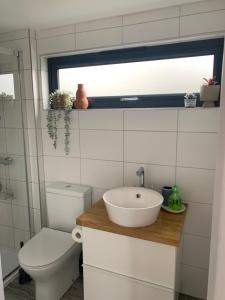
(0, 156), (13, 165)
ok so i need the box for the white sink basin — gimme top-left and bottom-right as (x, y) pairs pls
(103, 187), (163, 228)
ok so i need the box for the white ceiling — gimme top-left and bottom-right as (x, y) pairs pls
(0, 0), (206, 33)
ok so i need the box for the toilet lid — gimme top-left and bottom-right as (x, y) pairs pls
(19, 228), (76, 268)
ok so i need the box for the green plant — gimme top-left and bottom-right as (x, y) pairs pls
(47, 90), (73, 155)
(203, 76), (218, 85)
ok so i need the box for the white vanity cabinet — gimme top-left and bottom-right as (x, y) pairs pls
(82, 227), (181, 300)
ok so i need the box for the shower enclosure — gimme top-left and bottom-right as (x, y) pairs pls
(0, 47), (31, 284)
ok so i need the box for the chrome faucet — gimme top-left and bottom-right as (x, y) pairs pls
(136, 167), (145, 187)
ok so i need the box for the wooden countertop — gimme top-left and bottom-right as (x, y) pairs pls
(76, 199), (187, 247)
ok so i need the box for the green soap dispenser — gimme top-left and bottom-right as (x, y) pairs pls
(168, 185), (182, 211)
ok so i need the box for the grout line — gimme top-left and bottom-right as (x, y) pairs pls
(181, 263), (209, 271)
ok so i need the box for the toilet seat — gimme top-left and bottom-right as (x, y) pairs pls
(19, 228), (78, 269)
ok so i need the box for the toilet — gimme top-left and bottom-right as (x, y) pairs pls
(18, 182), (91, 300)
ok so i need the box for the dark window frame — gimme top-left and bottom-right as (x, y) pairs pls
(48, 38), (224, 109)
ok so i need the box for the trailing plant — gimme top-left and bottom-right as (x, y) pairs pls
(47, 90), (73, 155)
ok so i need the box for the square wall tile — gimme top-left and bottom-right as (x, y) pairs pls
(37, 34), (75, 55)
(124, 162), (175, 192)
(183, 202), (212, 237)
(180, 0), (225, 15)
(42, 129), (80, 157)
(12, 205), (30, 230)
(182, 234), (210, 269)
(5, 129), (24, 155)
(177, 132), (217, 169)
(81, 159), (123, 189)
(36, 25), (75, 39)
(176, 167), (215, 204)
(123, 18), (179, 44)
(181, 264), (208, 299)
(4, 101), (22, 128)
(79, 110), (123, 130)
(180, 10), (225, 36)
(76, 27), (122, 50)
(9, 155), (26, 181)
(44, 156), (80, 183)
(0, 129), (6, 154)
(124, 131), (177, 166)
(123, 6), (180, 25)
(0, 226), (14, 248)
(80, 130), (123, 161)
(76, 16), (122, 32)
(124, 109), (177, 131)
(0, 202), (13, 226)
(178, 108), (220, 133)
(10, 179), (29, 207)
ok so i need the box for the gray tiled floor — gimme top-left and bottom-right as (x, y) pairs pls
(4, 277), (83, 300)
(5, 276), (200, 300)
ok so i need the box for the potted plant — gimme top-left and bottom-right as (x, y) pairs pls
(184, 93), (197, 108)
(200, 76), (220, 107)
(47, 90), (73, 155)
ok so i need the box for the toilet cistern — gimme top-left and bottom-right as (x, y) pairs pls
(136, 167), (145, 187)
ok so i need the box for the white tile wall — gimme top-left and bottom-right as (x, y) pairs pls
(80, 130), (123, 161)
(178, 109), (220, 133)
(123, 6), (180, 25)
(176, 167), (215, 204)
(31, 2), (225, 297)
(44, 156), (80, 182)
(76, 16), (122, 32)
(180, 10), (225, 36)
(79, 110), (123, 130)
(76, 27), (122, 50)
(0, 226), (14, 248)
(181, 264), (208, 299)
(123, 18), (179, 44)
(182, 234), (210, 269)
(124, 109), (177, 131)
(183, 202), (212, 237)
(177, 132), (217, 169)
(124, 131), (177, 165)
(12, 205), (30, 230)
(81, 158), (123, 189)
(37, 34), (76, 55)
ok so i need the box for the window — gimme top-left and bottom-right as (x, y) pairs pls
(48, 38), (224, 108)
(0, 74), (15, 99)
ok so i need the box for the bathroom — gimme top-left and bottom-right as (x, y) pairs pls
(0, 0), (225, 299)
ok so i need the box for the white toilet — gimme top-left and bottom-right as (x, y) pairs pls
(18, 182), (91, 300)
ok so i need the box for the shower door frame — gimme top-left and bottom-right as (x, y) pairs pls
(0, 45), (33, 291)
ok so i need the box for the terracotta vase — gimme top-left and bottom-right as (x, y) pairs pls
(75, 84), (89, 109)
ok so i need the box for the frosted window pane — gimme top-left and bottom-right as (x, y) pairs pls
(0, 74), (15, 98)
(58, 55), (214, 97)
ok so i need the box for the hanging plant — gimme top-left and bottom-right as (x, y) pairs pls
(47, 90), (73, 155)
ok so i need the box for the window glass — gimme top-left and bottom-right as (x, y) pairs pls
(0, 74), (15, 98)
(58, 55), (214, 97)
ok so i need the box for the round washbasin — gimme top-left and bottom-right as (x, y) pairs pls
(103, 187), (163, 228)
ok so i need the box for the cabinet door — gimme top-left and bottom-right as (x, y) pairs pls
(82, 227), (177, 288)
(84, 265), (175, 300)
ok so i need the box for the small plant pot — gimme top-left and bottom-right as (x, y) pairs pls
(52, 95), (71, 109)
(200, 85), (220, 107)
(184, 98), (197, 108)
